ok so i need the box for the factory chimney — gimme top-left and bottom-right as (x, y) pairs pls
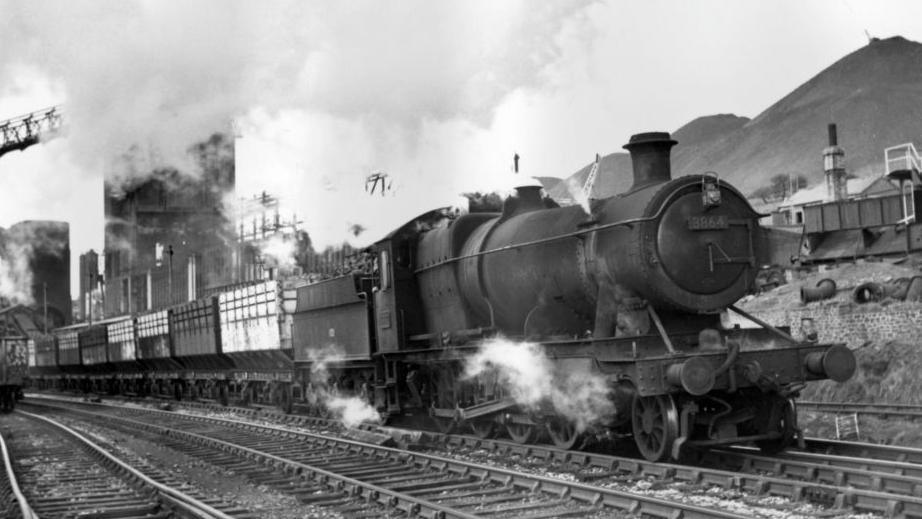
(824, 124), (847, 202)
(623, 132), (678, 191)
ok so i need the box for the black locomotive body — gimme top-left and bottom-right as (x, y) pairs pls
(359, 132), (855, 460)
(28, 131), (856, 461)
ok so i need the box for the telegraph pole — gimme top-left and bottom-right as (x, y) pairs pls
(168, 245), (174, 304)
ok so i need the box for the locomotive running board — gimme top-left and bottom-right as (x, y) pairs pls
(431, 397), (518, 422)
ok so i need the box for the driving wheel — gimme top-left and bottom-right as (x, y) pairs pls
(632, 394), (679, 461)
(470, 419), (497, 439)
(546, 417), (585, 450)
(506, 421), (537, 444)
(755, 397), (797, 454)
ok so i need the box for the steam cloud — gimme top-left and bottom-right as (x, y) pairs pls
(0, 241), (34, 305)
(0, 0), (597, 252)
(0, 223), (69, 307)
(258, 234), (297, 270)
(307, 344), (381, 428)
(464, 338), (614, 432)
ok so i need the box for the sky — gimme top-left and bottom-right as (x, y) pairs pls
(1, 0), (921, 296)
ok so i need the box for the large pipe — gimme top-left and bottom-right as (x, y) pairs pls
(906, 276), (922, 302)
(853, 282), (884, 304)
(800, 278), (837, 303)
(623, 132), (677, 191)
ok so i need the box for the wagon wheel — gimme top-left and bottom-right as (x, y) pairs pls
(546, 417), (585, 450)
(505, 421), (537, 444)
(632, 394), (679, 461)
(755, 398), (797, 455)
(470, 419), (497, 439)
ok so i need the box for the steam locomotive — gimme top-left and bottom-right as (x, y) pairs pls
(24, 131), (856, 462)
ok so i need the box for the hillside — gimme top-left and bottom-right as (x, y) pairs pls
(552, 36), (922, 200)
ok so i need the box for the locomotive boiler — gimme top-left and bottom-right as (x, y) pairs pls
(381, 131), (857, 460)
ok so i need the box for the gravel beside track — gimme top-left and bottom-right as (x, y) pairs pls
(0, 410), (240, 518)
(24, 398), (761, 519)
(30, 393), (922, 518)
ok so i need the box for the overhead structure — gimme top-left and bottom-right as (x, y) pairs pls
(581, 153), (601, 201)
(366, 171), (391, 196)
(0, 106), (63, 159)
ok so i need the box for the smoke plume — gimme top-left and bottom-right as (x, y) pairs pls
(463, 338), (614, 432)
(0, 240), (34, 305)
(563, 176), (593, 214)
(307, 344), (381, 428)
(0, 0), (598, 251)
(0, 223), (69, 307)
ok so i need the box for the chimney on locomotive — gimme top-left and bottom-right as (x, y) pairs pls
(623, 132), (678, 191)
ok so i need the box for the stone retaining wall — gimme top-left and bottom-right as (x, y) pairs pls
(733, 301), (922, 347)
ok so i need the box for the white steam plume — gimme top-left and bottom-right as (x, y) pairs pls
(0, 223), (69, 307)
(0, 241), (34, 305)
(563, 175), (593, 214)
(0, 0), (597, 249)
(464, 338), (614, 432)
(259, 234), (297, 270)
(307, 344), (381, 428)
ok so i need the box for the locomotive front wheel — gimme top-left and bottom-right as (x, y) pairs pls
(632, 394), (679, 461)
(506, 422), (537, 444)
(546, 417), (584, 450)
(470, 419), (496, 439)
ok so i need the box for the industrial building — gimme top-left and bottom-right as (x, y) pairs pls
(102, 133), (237, 316)
(0, 220), (71, 328)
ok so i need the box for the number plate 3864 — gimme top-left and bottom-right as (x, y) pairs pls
(687, 215), (728, 230)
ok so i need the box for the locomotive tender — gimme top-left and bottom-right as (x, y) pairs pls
(27, 131), (856, 461)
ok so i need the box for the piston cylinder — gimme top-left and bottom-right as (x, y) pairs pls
(853, 282), (885, 304)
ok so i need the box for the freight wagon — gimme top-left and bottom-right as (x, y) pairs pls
(0, 337), (28, 410)
(29, 280), (298, 408)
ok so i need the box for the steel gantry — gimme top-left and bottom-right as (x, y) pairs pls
(0, 106), (63, 159)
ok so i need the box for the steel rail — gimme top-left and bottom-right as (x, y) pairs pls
(0, 424), (37, 519)
(29, 394), (922, 517)
(437, 431), (922, 516)
(30, 393), (922, 516)
(804, 437), (922, 465)
(29, 400), (751, 519)
(801, 400), (922, 419)
(17, 410), (235, 519)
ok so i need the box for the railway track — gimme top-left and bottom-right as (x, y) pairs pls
(433, 428), (922, 517)
(0, 410), (240, 519)
(23, 398), (766, 519)
(28, 393), (922, 517)
(800, 400), (922, 420)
